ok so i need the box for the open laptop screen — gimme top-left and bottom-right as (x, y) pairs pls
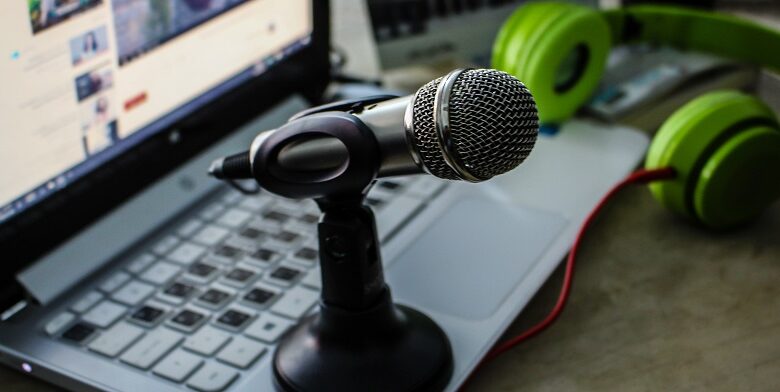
(0, 0), (312, 223)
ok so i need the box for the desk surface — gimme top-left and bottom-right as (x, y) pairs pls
(3, 188), (779, 391)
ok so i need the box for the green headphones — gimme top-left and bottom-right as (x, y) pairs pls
(493, 2), (780, 229)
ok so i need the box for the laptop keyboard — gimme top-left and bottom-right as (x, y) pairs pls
(43, 175), (448, 391)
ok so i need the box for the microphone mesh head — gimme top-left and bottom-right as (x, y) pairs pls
(411, 69), (538, 181)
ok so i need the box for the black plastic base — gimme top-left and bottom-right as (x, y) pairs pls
(272, 291), (453, 392)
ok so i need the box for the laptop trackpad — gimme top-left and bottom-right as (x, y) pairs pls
(387, 197), (567, 320)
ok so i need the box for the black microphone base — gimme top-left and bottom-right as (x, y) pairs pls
(272, 291), (453, 392)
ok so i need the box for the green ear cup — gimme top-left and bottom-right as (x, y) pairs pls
(695, 126), (780, 228)
(492, 2), (611, 124)
(646, 91), (780, 228)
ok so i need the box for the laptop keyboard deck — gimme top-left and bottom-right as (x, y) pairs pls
(42, 175), (448, 391)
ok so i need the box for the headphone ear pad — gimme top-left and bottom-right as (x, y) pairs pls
(492, 3), (611, 124)
(646, 91), (780, 229)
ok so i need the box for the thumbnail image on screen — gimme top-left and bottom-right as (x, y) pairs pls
(74, 65), (114, 101)
(28, 0), (103, 34)
(69, 25), (110, 65)
(112, 0), (251, 65)
(80, 94), (119, 156)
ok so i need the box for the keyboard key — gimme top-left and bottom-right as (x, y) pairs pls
(262, 210), (290, 223)
(197, 288), (233, 310)
(192, 225), (230, 247)
(223, 267), (257, 287)
(216, 209), (251, 229)
(293, 247), (318, 263)
(366, 197), (384, 208)
(216, 336), (267, 369)
(210, 244), (245, 264)
(177, 219), (204, 238)
(215, 309), (253, 331)
(185, 262), (220, 284)
(99, 271), (131, 293)
(152, 235), (180, 256)
(168, 309), (208, 332)
(244, 313), (293, 343)
(270, 286), (319, 320)
(111, 280), (155, 306)
(238, 195), (272, 212)
(186, 362), (238, 392)
(237, 226), (266, 241)
(159, 281), (197, 305)
(270, 230), (301, 244)
(82, 300), (127, 328)
(45, 312), (75, 336)
(298, 212), (319, 225)
(198, 204), (225, 221)
(153, 349), (204, 383)
(129, 304), (167, 327)
(301, 268), (322, 290)
(167, 242), (206, 266)
(61, 322), (96, 344)
(120, 328), (183, 370)
(377, 180), (402, 191)
(224, 188), (246, 203)
(183, 325), (231, 356)
(88, 321), (145, 358)
(126, 253), (156, 274)
(242, 287), (278, 309)
(139, 261), (180, 285)
(266, 265), (303, 287)
(71, 291), (103, 314)
(244, 248), (280, 268)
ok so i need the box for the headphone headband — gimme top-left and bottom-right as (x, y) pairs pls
(604, 6), (780, 72)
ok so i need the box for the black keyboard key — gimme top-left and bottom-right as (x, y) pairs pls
(272, 230), (300, 243)
(199, 289), (231, 307)
(188, 262), (217, 278)
(239, 227), (265, 240)
(225, 268), (255, 283)
(250, 248), (278, 263)
(270, 266), (302, 282)
(61, 322), (95, 343)
(366, 197), (384, 207)
(171, 309), (206, 328)
(263, 210), (290, 223)
(295, 247), (318, 261)
(378, 181), (401, 190)
(130, 305), (165, 325)
(163, 282), (196, 299)
(243, 288), (277, 307)
(214, 245), (243, 260)
(216, 309), (252, 329)
(299, 213), (319, 224)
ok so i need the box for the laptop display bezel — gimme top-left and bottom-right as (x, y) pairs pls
(0, 0), (330, 311)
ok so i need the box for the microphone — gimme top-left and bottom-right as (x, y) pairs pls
(210, 68), (538, 185)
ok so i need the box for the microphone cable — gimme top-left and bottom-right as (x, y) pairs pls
(461, 167), (677, 389)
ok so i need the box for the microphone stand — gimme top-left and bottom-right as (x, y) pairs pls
(225, 109), (453, 391)
(272, 190), (453, 391)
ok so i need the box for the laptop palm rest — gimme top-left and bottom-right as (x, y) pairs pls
(387, 197), (567, 320)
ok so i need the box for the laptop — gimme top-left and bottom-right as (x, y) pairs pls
(0, 1), (649, 391)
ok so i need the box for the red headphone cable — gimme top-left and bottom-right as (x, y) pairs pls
(462, 167), (676, 388)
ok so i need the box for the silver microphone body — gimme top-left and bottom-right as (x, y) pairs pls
(216, 68), (538, 185)
(248, 95), (418, 178)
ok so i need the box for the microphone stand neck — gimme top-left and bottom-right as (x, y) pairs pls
(315, 194), (387, 311)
